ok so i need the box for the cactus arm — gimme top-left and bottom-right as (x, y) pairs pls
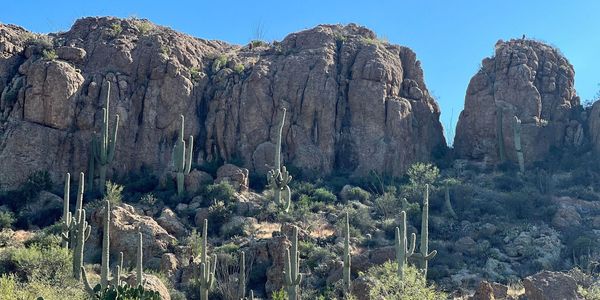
(81, 267), (95, 296)
(185, 135), (193, 174)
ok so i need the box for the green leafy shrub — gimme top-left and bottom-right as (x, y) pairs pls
(189, 67), (202, 82)
(207, 201), (232, 235)
(0, 211), (15, 229)
(346, 187), (370, 202)
(42, 49), (58, 60)
(203, 182), (236, 205)
(109, 22), (123, 38)
(312, 188), (337, 203)
(104, 181), (124, 205)
(212, 55), (228, 73)
(0, 274), (85, 300)
(6, 244), (72, 286)
(407, 163), (440, 187)
(364, 261), (446, 300)
(233, 64), (244, 74)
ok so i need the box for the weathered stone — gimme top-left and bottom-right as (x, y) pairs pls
(160, 253), (179, 277)
(56, 46), (86, 63)
(523, 271), (579, 300)
(215, 164), (249, 191)
(184, 169), (213, 195)
(454, 39), (580, 164)
(156, 208), (187, 239)
(471, 281), (494, 300)
(124, 273), (171, 300)
(590, 100), (600, 153)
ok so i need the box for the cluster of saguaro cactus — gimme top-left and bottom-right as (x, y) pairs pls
(496, 105), (506, 162)
(198, 219), (216, 300)
(343, 212), (352, 292)
(61, 172), (91, 280)
(414, 184), (437, 278)
(284, 225), (302, 300)
(90, 81), (120, 194)
(173, 115), (193, 195)
(267, 108), (293, 212)
(513, 115), (525, 173)
(395, 211), (416, 280)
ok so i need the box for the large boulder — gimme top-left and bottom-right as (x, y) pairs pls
(590, 100), (600, 153)
(91, 204), (177, 268)
(124, 273), (171, 300)
(454, 38), (581, 165)
(523, 271), (579, 300)
(0, 17), (445, 190)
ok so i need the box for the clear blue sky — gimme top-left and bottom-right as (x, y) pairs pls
(2, 1), (599, 144)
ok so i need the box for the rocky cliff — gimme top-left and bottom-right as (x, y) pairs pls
(453, 38), (584, 165)
(0, 17), (446, 190)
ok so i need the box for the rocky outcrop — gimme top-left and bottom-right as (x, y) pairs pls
(589, 100), (600, 153)
(0, 17), (445, 190)
(522, 271), (580, 300)
(454, 38), (581, 164)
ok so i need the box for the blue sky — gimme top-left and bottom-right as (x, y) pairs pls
(2, 1), (599, 144)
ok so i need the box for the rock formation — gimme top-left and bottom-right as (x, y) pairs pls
(454, 38), (582, 165)
(0, 17), (446, 190)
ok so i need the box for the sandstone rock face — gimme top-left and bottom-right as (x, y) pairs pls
(0, 17), (445, 190)
(124, 273), (171, 300)
(454, 39), (581, 164)
(523, 271), (580, 300)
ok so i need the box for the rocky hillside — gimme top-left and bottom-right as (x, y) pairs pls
(0, 17), (445, 190)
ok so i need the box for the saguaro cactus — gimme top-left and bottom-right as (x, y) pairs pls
(496, 105), (506, 162)
(343, 212), (351, 292)
(267, 107), (292, 212)
(199, 219), (216, 300)
(238, 251), (246, 299)
(284, 225), (302, 300)
(415, 184), (437, 279)
(112, 251), (124, 287)
(91, 81), (120, 193)
(61, 173), (71, 249)
(173, 115), (193, 195)
(513, 116), (525, 173)
(72, 208), (91, 280)
(395, 211), (416, 280)
(100, 200), (111, 288)
(136, 230), (144, 286)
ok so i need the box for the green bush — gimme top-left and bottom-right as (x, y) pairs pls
(233, 64), (244, 74)
(104, 181), (124, 205)
(203, 182), (236, 205)
(312, 188), (337, 203)
(212, 55), (228, 73)
(580, 284), (600, 300)
(0, 274), (86, 300)
(407, 163), (440, 187)
(365, 261), (446, 300)
(346, 187), (370, 202)
(7, 244), (72, 286)
(42, 49), (58, 60)
(0, 211), (15, 229)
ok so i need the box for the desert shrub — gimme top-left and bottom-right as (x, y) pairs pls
(346, 187), (370, 202)
(374, 191), (399, 219)
(233, 64), (244, 74)
(132, 19), (155, 35)
(0, 211), (15, 229)
(108, 22), (123, 38)
(312, 188), (337, 203)
(271, 288), (287, 300)
(104, 181), (123, 205)
(203, 182), (236, 206)
(20, 171), (52, 204)
(6, 244), (72, 286)
(189, 67), (202, 82)
(207, 200), (232, 235)
(0, 274), (86, 300)
(212, 55), (228, 73)
(407, 163), (440, 187)
(493, 173), (524, 192)
(23, 231), (61, 249)
(365, 261), (446, 300)
(42, 49), (57, 60)
(250, 40), (267, 48)
(559, 186), (600, 202)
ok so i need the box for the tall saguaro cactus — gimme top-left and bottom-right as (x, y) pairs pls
(136, 230), (144, 286)
(496, 105), (506, 162)
(66, 172), (90, 281)
(238, 251), (246, 300)
(112, 251), (124, 287)
(513, 116), (525, 173)
(101, 200), (111, 288)
(284, 225), (302, 300)
(395, 211), (416, 280)
(173, 115), (193, 195)
(343, 212), (351, 292)
(61, 173), (71, 249)
(415, 184), (437, 279)
(267, 108), (292, 212)
(199, 219), (216, 300)
(91, 81), (120, 193)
